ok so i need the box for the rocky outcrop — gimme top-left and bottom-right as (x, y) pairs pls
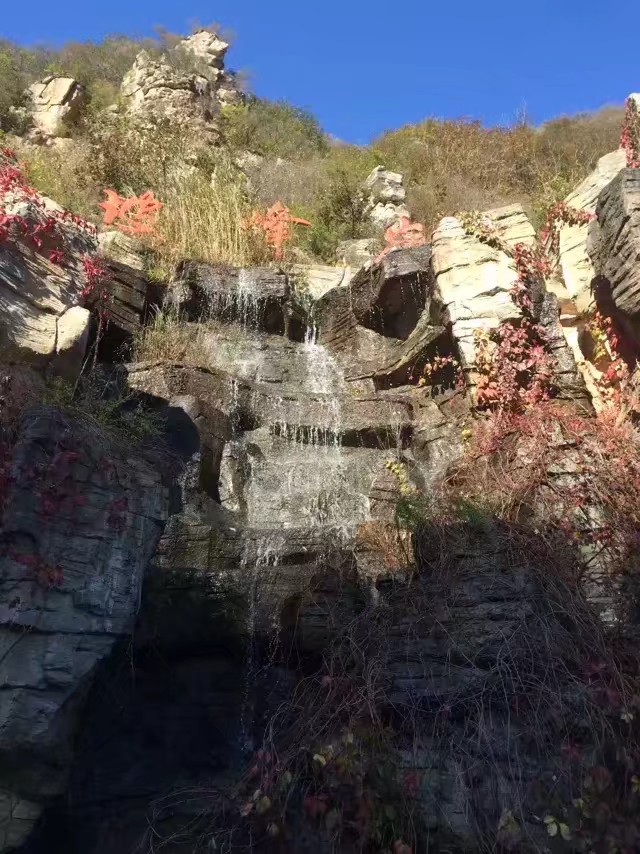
(364, 166), (410, 229)
(592, 167), (640, 320)
(316, 246), (445, 386)
(556, 149), (626, 312)
(0, 408), (168, 850)
(26, 76), (86, 141)
(381, 522), (596, 848)
(4, 143), (636, 854)
(431, 204), (534, 376)
(120, 50), (219, 139)
(119, 31), (243, 134)
(177, 30), (244, 107)
(167, 262), (293, 333)
(0, 175), (95, 379)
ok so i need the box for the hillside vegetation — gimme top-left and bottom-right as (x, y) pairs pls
(0, 30), (623, 266)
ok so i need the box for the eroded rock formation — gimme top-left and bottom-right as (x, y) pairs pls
(1, 117), (639, 854)
(26, 76), (86, 142)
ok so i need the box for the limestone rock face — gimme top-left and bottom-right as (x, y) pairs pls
(3, 166), (608, 853)
(364, 166), (411, 229)
(0, 167), (96, 379)
(97, 232), (152, 346)
(120, 50), (219, 138)
(0, 408), (168, 850)
(592, 167), (640, 319)
(27, 76), (86, 140)
(177, 30), (244, 107)
(431, 203), (535, 376)
(168, 262), (292, 333)
(557, 149), (626, 312)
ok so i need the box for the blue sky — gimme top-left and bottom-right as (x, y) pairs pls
(2, 0), (636, 144)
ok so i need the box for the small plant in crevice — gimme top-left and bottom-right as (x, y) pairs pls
(475, 320), (554, 409)
(584, 309), (640, 418)
(416, 352), (465, 397)
(539, 200), (595, 255)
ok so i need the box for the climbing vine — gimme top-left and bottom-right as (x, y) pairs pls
(0, 149), (106, 307)
(621, 96), (640, 169)
(456, 200), (597, 411)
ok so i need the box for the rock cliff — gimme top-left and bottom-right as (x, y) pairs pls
(1, 104), (640, 854)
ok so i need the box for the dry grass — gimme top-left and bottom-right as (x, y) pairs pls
(132, 310), (212, 364)
(148, 161), (271, 273)
(355, 520), (413, 572)
(374, 108), (623, 230)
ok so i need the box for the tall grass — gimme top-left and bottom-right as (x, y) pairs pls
(150, 158), (269, 270)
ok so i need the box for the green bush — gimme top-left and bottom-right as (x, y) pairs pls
(0, 49), (27, 130)
(300, 167), (370, 261)
(222, 97), (328, 160)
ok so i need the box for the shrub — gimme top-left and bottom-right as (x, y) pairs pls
(132, 310), (209, 364)
(297, 166), (370, 261)
(222, 97), (328, 160)
(85, 115), (198, 197)
(373, 108), (622, 230)
(23, 141), (101, 221)
(0, 49), (27, 131)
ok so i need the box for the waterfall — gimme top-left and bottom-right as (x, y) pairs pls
(203, 267), (264, 328)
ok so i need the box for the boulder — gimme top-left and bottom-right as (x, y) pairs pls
(0, 408), (168, 849)
(557, 149), (626, 312)
(316, 246), (445, 385)
(335, 238), (379, 268)
(0, 240), (92, 378)
(0, 157), (97, 378)
(365, 166), (406, 205)
(292, 264), (356, 301)
(432, 204), (535, 376)
(348, 244), (433, 337)
(27, 76), (86, 140)
(592, 167), (640, 319)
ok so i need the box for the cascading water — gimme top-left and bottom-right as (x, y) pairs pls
(203, 267), (264, 329)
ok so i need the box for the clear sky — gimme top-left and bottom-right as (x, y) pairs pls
(2, 0), (636, 144)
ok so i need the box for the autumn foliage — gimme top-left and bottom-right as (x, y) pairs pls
(99, 188), (163, 235)
(245, 201), (311, 260)
(375, 216), (426, 261)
